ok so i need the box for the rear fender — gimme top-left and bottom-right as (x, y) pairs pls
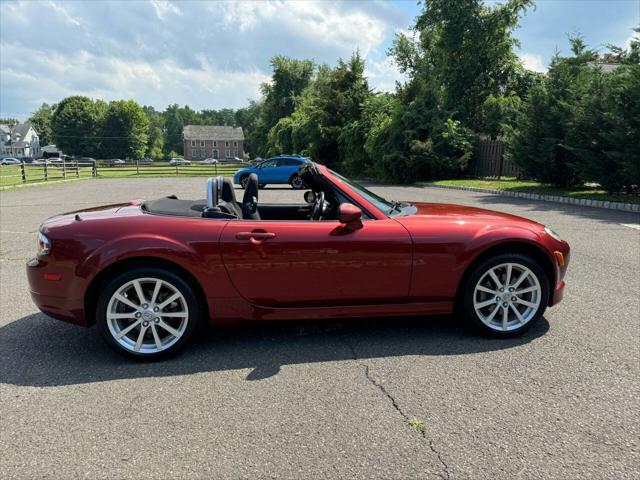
(70, 234), (236, 302)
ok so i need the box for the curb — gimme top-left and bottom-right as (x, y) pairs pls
(416, 183), (640, 213)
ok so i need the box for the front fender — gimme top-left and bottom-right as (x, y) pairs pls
(408, 223), (556, 302)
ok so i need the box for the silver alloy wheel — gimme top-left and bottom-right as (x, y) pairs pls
(106, 277), (189, 354)
(291, 176), (304, 189)
(473, 262), (542, 332)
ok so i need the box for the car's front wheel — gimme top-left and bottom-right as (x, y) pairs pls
(240, 175), (250, 189)
(96, 268), (201, 360)
(461, 253), (549, 337)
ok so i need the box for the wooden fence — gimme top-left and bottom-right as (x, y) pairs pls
(0, 160), (97, 187)
(469, 139), (523, 179)
(1, 160), (242, 188)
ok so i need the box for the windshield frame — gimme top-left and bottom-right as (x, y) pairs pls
(328, 170), (405, 217)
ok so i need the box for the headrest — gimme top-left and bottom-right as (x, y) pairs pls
(221, 178), (237, 203)
(206, 176), (224, 209)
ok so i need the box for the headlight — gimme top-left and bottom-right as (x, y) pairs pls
(544, 226), (562, 241)
(37, 232), (51, 256)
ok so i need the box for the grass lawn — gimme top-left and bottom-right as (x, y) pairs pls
(432, 178), (640, 205)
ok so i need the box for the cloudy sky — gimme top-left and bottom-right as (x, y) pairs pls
(1, 0), (638, 120)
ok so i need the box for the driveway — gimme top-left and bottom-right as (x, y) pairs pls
(1, 178), (638, 479)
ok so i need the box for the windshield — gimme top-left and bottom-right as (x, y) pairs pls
(329, 170), (404, 216)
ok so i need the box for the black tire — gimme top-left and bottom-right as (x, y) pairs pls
(460, 253), (549, 337)
(240, 175), (250, 189)
(96, 268), (201, 361)
(290, 174), (306, 190)
(258, 184), (266, 189)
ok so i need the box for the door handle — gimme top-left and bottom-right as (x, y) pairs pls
(236, 231), (276, 241)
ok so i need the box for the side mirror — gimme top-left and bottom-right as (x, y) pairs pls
(338, 203), (363, 231)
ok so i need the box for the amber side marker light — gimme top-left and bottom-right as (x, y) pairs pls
(554, 251), (565, 267)
(43, 273), (62, 281)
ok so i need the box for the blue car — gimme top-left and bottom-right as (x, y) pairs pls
(233, 155), (309, 189)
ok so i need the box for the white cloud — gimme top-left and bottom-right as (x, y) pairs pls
(519, 52), (547, 73)
(0, 0), (407, 119)
(48, 0), (82, 26)
(366, 57), (406, 92)
(624, 30), (638, 49)
(150, 0), (181, 20)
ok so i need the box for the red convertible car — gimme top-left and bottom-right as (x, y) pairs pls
(27, 163), (570, 359)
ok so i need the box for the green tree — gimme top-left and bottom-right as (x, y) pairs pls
(143, 105), (165, 161)
(100, 100), (149, 159)
(51, 96), (107, 157)
(267, 52), (370, 167)
(506, 36), (596, 186)
(339, 93), (398, 175)
(250, 56), (315, 156)
(163, 104), (199, 155)
(566, 63), (640, 191)
(28, 103), (56, 146)
(0, 117), (20, 125)
(390, 0), (532, 131)
(234, 100), (263, 157)
(371, 79), (475, 182)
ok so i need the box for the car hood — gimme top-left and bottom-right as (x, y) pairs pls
(395, 202), (543, 231)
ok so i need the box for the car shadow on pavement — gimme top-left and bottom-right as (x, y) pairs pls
(0, 313), (549, 387)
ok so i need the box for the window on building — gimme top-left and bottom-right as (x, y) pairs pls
(213, 141), (217, 147)
(200, 140), (205, 147)
(213, 149), (219, 159)
(233, 141), (238, 147)
(191, 140), (196, 147)
(225, 141), (230, 147)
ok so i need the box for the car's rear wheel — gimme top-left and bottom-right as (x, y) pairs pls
(259, 183), (266, 189)
(461, 253), (549, 337)
(240, 175), (250, 189)
(96, 268), (201, 360)
(290, 175), (306, 189)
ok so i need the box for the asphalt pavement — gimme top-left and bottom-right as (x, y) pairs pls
(1, 177), (639, 479)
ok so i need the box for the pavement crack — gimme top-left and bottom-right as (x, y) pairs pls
(342, 335), (451, 480)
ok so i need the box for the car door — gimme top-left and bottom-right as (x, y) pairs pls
(219, 218), (412, 308)
(256, 159), (278, 183)
(275, 158), (299, 182)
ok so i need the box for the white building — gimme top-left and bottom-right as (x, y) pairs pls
(0, 123), (41, 158)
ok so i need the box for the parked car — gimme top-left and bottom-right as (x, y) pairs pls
(138, 158), (153, 165)
(221, 156), (244, 164)
(32, 158), (49, 165)
(200, 158), (218, 164)
(1, 157), (22, 165)
(169, 158), (190, 165)
(19, 156), (34, 163)
(234, 155), (309, 189)
(75, 157), (96, 163)
(27, 162), (570, 360)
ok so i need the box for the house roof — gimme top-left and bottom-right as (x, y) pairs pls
(1, 123), (36, 146)
(183, 125), (244, 141)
